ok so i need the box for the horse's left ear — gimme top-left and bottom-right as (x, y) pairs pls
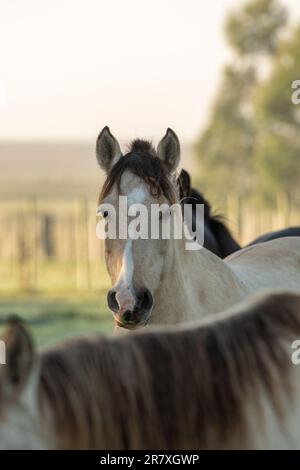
(157, 128), (180, 173)
(0, 316), (35, 396)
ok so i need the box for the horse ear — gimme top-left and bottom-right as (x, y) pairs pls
(157, 128), (180, 173)
(96, 126), (122, 173)
(177, 169), (191, 200)
(0, 316), (34, 395)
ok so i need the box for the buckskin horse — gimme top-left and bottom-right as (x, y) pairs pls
(95, 127), (300, 330)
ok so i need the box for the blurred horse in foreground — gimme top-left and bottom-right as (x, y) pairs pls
(1, 290), (300, 449)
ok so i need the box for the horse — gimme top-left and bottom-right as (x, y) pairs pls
(177, 169), (240, 257)
(178, 169), (300, 258)
(250, 227), (300, 245)
(1, 290), (300, 449)
(95, 127), (300, 330)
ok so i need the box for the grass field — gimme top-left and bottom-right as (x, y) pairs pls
(0, 290), (114, 347)
(0, 252), (113, 346)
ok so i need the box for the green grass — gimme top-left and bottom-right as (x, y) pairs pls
(0, 255), (114, 346)
(0, 259), (110, 293)
(0, 290), (114, 347)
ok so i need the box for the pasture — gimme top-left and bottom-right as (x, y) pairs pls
(0, 292), (112, 347)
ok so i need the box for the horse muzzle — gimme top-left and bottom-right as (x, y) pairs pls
(107, 287), (154, 329)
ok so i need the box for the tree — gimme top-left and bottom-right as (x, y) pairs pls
(226, 0), (287, 57)
(194, 0), (288, 203)
(254, 26), (300, 202)
(195, 65), (256, 199)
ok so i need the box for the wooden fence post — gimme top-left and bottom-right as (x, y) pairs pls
(17, 211), (31, 291)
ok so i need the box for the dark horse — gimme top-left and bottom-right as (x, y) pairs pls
(177, 169), (300, 258)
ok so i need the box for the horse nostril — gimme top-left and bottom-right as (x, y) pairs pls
(107, 290), (119, 313)
(136, 288), (153, 314)
(122, 310), (133, 323)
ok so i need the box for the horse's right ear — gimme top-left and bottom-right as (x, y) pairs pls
(96, 126), (122, 173)
(177, 169), (191, 200)
(0, 316), (34, 396)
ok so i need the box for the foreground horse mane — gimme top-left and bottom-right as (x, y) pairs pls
(39, 291), (300, 449)
(99, 139), (177, 204)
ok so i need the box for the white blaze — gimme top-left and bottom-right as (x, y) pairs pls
(114, 185), (147, 311)
(119, 238), (134, 289)
(118, 185), (147, 289)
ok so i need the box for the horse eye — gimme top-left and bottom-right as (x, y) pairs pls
(96, 207), (109, 219)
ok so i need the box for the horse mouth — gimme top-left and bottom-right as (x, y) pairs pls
(115, 319), (149, 330)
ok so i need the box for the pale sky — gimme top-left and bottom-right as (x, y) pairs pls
(1, 0), (300, 143)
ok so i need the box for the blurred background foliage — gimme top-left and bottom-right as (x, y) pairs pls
(194, 0), (300, 206)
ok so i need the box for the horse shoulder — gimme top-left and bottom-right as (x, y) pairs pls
(224, 237), (300, 292)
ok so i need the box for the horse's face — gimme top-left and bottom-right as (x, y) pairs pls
(102, 173), (170, 329)
(96, 127), (180, 329)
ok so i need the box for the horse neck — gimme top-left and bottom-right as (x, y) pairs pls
(152, 237), (246, 324)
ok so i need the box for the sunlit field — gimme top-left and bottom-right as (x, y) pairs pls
(0, 258), (113, 345)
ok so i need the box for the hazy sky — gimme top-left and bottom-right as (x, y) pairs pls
(1, 0), (300, 143)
